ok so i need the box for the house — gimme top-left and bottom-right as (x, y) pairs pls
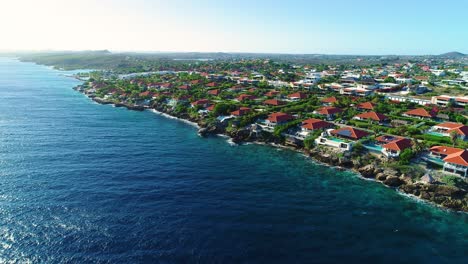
(353, 112), (389, 124)
(231, 107), (251, 117)
(430, 146), (468, 177)
(237, 94), (256, 102)
(263, 99), (286, 106)
(356, 102), (375, 111)
(206, 82), (218, 87)
(330, 127), (370, 140)
(403, 108), (435, 119)
(265, 112), (294, 127)
(443, 150), (468, 177)
(301, 118), (334, 132)
(288, 92), (307, 101)
(429, 122), (468, 140)
(178, 84), (191, 90)
(381, 138), (412, 158)
(454, 97), (468, 107)
(431, 96), (452, 107)
(321, 96), (337, 106)
(191, 99), (211, 108)
(314, 106), (343, 120)
(265, 90), (280, 97)
(208, 89), (220, 96)
(314, 127), (369, 151)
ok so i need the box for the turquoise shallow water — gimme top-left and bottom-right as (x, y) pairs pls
(0, 58), (467, 263)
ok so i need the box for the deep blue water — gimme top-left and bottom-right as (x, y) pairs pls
(0, 58), (467, 263)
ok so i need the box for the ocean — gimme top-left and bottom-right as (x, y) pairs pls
(0, 58), (466, 263)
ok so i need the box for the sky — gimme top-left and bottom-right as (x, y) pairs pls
(0, 0), (467, 55)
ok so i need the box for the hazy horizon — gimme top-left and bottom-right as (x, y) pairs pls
(1, 0), (467, 55)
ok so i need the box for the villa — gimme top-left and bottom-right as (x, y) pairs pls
(356, 102), (375, 111)
(263, 99), (286, 106)
(429, 122), (468, 140)
(321, 96), (337, 106)
(315, 127), (369, 151)
(314, 106), (343, 120)
(265, 112), (294, 127)
(301, 118), (334, 132)
(231, 107), (251, 117)
(330, 127), (370, 141)
(191, 99), (211, 108)
(403, 108), (435, 119)
(237, 94), (256, 102)
(430, 146), (468, 177)
(288, 92), (308, 101)
(353, 111), (389, 124)
(381, 138), (412, 158)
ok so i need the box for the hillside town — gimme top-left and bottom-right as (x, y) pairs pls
(75, 58), (468, 211)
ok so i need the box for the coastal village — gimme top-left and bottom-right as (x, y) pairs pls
(75, 58), (468, 211)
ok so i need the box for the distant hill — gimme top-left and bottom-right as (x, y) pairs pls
(438, 51), (466, 58)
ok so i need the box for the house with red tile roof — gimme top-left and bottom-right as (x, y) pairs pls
(403, 108), (435, 119)
(265, 112), (294, 127)
(443, 150), (468, 177)
(231, 107), (251, 117)
(263, 99), (285, 106)
(178, 84), (191, 90)
(356, 102), (375, 111)
(382, 138), (412, 158)
(431, 146), (468, 177)
(265, 90), (280, 97)
(191, 99), (211, 108)
(301, 118), (333, 132)
(288, 92), (307, 101)
(321, 96), (337, 106)
(206, 105), (215, 112)
(330, 127), (370, 140)
(430, 122), (468, 140)
(208, 89), (220, 96)
(353, 111), (389, 123)
(314, 106), (343, 120)
(206, 82), (217, 87)
(237, 94), (256, 102)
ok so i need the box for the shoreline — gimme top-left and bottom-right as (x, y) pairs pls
(80, 92), (468, 213)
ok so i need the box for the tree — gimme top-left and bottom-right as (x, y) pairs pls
(399, 148), (414, 165)
(384, 77), (396, 83)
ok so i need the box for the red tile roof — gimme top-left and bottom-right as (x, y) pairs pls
(191, 99), (211, 106)
(178, 84), (190, 90)
(330, 127), (370, 140)
(316, 106), (343, 115)
(383, 138), (412, 151)
(429, 146), (463, 156)
(321, 97), (338, 104)
(355, 111), (389, 122)
(435, 122), (468, 137)
(265, 91), (280, 97)
(455, 98), (468, 103)
(288, 92), (307, 99)
(208, 89), (220, 96)
(267, 112), (294, 123)
(206, 82), (217, 87)
(301, 118), (333, 130)
(356, 102), (375, 110)
(444, 150), (468, 166)
(263, 99), (285, 106)
(237, 94), (256, 101)
(404, 108), (435, 118)
(231, 107), (251, 116)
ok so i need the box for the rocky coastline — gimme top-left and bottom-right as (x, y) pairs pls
(82, 92), (468, 213)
